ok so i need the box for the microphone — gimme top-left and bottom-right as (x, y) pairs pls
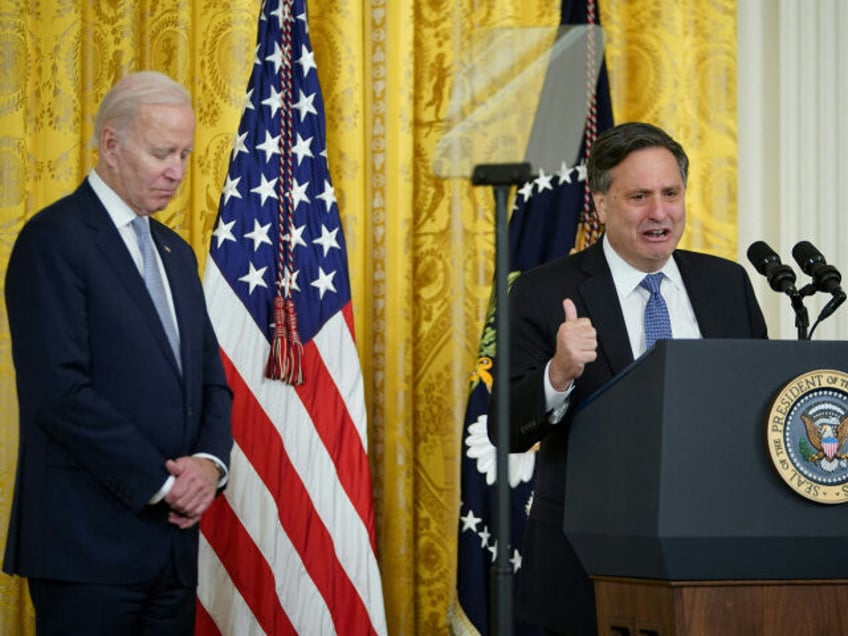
(746, 241), (797, 293)
(791, 241), (843, 295)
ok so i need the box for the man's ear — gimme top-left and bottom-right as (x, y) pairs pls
(99, 127), (120, 166)
(592, 192), (607, 223)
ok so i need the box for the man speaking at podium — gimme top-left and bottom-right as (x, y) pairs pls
(490, 122), (767, 635)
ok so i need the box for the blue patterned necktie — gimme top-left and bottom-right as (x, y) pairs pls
(640, 272), (672, 351)
(131, 216), (181, 371)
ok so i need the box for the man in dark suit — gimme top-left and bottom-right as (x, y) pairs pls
(3, 71), (233, 635)
(490, 122), (768, 635)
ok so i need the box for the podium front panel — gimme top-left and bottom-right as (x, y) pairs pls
(564, 339), (848, 580)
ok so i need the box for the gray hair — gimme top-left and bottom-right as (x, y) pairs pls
(93, 71), (191, 148)
(587, 122), (689, 194)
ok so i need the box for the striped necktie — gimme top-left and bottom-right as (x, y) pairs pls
(640, 272), (672, 350)
(131, 216), (181, 371)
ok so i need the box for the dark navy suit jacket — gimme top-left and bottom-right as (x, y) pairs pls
(489, 239), (768, 634)
(3, 179), (233, 586)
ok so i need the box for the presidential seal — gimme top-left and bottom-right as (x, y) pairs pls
(767, 369), (848, 504)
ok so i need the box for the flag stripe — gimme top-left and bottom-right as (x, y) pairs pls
(297, 318), (374, 527)
(198, 535), (263, 635)
(201, 492), (296, 635)
(195, 602), (222, 636)
(220, 441), (335, 633)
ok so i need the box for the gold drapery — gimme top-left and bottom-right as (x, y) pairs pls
(0, 1), (735, 633)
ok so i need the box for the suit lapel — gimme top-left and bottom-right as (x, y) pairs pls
(674, 251), (722, 337)
(79, 182), (183, 377)
(576, 242), (634, 375)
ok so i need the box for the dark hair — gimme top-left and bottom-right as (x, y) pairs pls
(587, 122), (689, 193)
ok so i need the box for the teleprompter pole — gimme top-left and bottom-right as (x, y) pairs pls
(471, 162), (532, 636)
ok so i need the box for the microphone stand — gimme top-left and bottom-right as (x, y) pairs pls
(788, 289), (810, 340)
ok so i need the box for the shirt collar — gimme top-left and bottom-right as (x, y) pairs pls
(88, 169), (143, 230)
(602, 234), (684, 296)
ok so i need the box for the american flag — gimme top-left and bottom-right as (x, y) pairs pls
(197, 1), (387, 634)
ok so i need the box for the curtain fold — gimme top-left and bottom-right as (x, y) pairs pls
(0, 1), (735, 633)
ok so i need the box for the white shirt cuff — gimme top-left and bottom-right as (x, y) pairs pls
(148, 475), (175, 504)
(543, 359), (575, 423)
(193, 452), (229, 488)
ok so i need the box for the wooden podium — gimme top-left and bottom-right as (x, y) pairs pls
(593, 578), (848, 635)
(564, 340), (848, 636)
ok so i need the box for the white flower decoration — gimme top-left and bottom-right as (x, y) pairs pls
(465, 415), (536, 487)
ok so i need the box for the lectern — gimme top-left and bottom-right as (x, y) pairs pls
(564, 339), (848, 635)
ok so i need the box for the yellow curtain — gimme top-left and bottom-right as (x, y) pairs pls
(0, 1), (735, 634)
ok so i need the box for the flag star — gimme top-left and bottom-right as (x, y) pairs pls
(262, 85), (284, 118)
(270, 0), (289, 25)
(251, 173), (279, 206)
(297, 9), (308, 32)
(289, 177), (310, 209)
(292, 89), (318, 121)
(231, 131), (249, 161)
(238, 262), (268, 294)
(517, 180), (534, 203)
(256, 130), (281, 164)
(284, 223), (307, 249)
(281, 267), (301, 295)
(310, 266), (337, 299)
(297, 44), (317, 76)
(313, 224), (340, 257)
(510, 549), (522, 572)
(291, 133), (314, 165)
(212, 217), (237, 248)
(243, 87), (255, 112)
(575, 162), (588, 182)
(487, 540), (498, 562)
(316, 179), (337, 212)
(244, 219), (273, 252)
(253, 42), (262, 65)
(460, 510), (482, 533)
(534, 169), (554, 193)
(266, 41), (284, 73)
(478, 526), (491, 549)
(221, 174), (242, 205)
(558, 161), (573, 184)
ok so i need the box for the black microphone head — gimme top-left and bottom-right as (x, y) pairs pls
(747, 241), (779, 276)
(791, 240), (823, 276)
(792, 240), (842, 293)
(747, 240), (797, 293)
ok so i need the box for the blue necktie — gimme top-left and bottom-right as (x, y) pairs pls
(640, 272), (672, 350)
(131, 216), (181, 370)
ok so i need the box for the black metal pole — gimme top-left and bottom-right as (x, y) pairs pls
(491, 182), (512, 636)
(471, 162), (531, 636)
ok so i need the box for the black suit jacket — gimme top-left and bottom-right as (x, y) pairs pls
(3, 179), (233, 586)
(490, 240), (767, 634)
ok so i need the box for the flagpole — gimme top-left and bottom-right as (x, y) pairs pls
(472, 162), (532, 636)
